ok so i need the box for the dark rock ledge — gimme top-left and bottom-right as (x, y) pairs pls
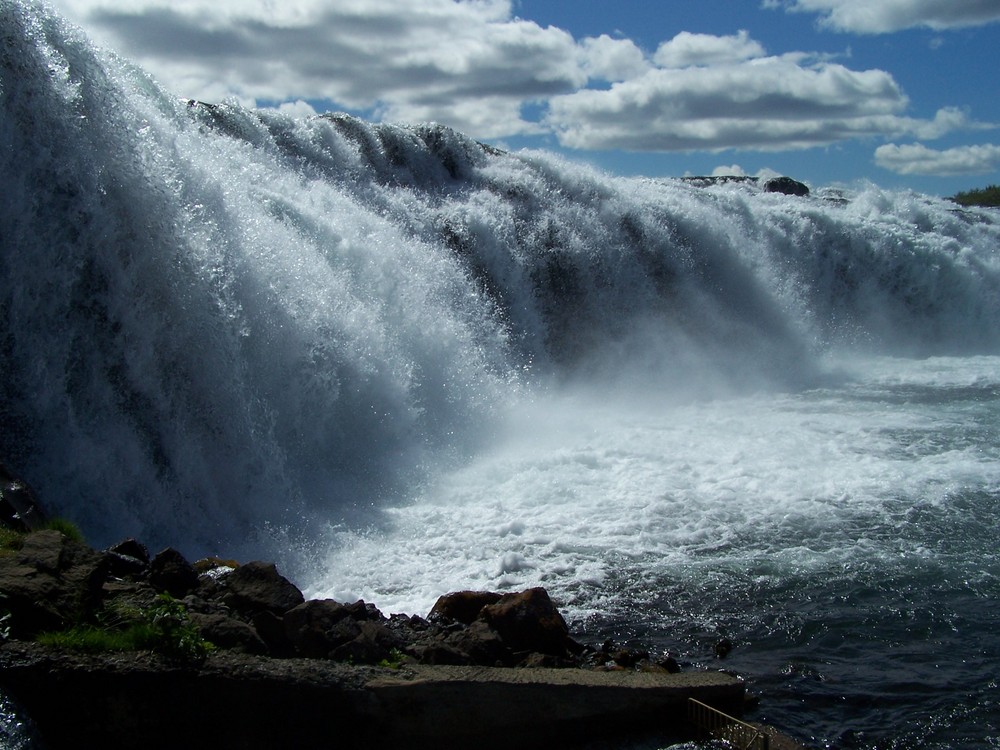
(0, 472), (800, 749)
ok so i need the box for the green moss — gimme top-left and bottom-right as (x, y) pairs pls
(951, 185), (1000, 208)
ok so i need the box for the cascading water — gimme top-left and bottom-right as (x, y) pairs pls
(3, 2), (1000, 748)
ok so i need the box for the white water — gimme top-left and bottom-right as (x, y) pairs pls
(3, 3), (1000, 746)
(309, 354), (1000, 617)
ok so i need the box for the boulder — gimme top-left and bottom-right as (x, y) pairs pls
(107, 538), (150, 564)
(188, 612), (268, 655)
(283, 599), (359, 658)
(479, 587), (570, 656)
(103, 540), (151, 579)
(221, 561), (304, 618)
(429, 590), (503, 625)
(763, 176), (809, 196)
(148, 548), (199, 598)
(330, 620), (405, 664)
(443, 619), (510, 666)
(0, 530), (106, 637)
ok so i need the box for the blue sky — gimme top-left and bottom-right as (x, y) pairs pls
(47, 0), (1000, 196)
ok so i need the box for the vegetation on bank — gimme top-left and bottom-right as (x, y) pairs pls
(35, 593), (215, 662)
(950, 185), (1000, 208)
(1, 518), (84, 555)
(1, 522), (215, 662)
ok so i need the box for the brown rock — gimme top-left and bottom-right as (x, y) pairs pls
(0, 530), (106, 637)
(330, 620), (405, 664)
(429, 590), (503, 625)
(283, 599), (357, 658)
(221, 561), (304, 617)
(479, 587), (570, 656)
(188, 612), (268, 655)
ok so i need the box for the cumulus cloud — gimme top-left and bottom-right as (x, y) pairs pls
(544, 55), (969, 152)
(580, 35), (649, 82)
(653, 30), (767, 68)
(766, 0), (1000, 33)
(48, 0), (585, 137)
(45, 1), (990, 155)
(874, 142), (1000, 175)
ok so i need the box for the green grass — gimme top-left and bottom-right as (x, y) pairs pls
(0, 517), (85, 552)
(0, 528), (24, 553)
(37, 624), (155, 653)
(951, 185), (1000, 208)
(41, 517), (85, 543)
(37, 594), (215, 662)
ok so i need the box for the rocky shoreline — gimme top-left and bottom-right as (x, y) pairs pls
(0, 465), (801, 749)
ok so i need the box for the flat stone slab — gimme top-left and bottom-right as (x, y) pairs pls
(367, 665), (745, 745)
(0, 643), (745, 748)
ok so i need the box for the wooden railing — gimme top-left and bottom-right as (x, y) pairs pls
(688, 698), (769, 750)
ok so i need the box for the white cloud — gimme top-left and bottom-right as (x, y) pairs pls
(875, 142), (1000, 175)
(42, 1), (994, 155)
(712, 164), (748, 176)
(267, 100), (319, 119)
(545, 56), (968, 152)
(48, 0), (586, 137)
(653, 30), (767, 68)
(580, 35), (650, 82)
(768, 0), (1000, 33)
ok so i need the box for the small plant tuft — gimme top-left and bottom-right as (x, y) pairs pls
(378, 648), (406, 669)
(41, 517), (85, 543)
(36, 593), (214, 663)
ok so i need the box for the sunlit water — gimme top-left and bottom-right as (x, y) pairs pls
(311, 355), (1000, 748)
(3, 3), (1000, 747)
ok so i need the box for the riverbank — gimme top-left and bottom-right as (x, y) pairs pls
(0, 465), (809, 748)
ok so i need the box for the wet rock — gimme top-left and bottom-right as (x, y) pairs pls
(104, 539), (150, 580)
(221, 561), (304, 618)
(107, 538), (150, 564)
(479, 587), (571, 656)
(763, 176), (809, 196)
(148, 548), (199, 598)
(715, 638), (734, 659)
(429, 590), (503, 625)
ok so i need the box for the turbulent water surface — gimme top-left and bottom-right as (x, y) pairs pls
(3, 2), (1000, 748)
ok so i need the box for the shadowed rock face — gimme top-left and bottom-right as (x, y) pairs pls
(0, 530), (105, 638)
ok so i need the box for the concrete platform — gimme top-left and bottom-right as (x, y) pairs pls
(0, 642), (747, 748)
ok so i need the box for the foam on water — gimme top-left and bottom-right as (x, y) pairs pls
(308, 356), (1000, 616)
